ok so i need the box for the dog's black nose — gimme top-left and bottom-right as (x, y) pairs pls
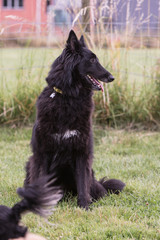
(108, 75), (114, 82)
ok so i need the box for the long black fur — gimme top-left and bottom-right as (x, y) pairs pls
(0, 176), (62, 240)
(0, 30), (125, 240)
(24, 30), (125, 209)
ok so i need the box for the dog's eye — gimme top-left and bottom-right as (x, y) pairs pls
(90, 58), (97, 63)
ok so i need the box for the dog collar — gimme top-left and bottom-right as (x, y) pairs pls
(50, 87), (63, 98)
(53, 87), (63, 94)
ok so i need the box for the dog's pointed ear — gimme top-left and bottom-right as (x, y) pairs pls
(66, 30), (80, 51)
(79, 35), (86, 47)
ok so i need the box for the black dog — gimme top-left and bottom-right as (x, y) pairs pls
(0, 176), (62, 240)
(24, 30), (125, 209)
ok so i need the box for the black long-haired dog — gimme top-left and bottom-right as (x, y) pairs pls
(0, 176), (62, 240)
(24, 30), (125, 209)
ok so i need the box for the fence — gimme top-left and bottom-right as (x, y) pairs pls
(0, 20), (160, 76)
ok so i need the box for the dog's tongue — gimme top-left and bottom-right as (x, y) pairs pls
(99, 81), (104, 92)
(93, 77), (104, 92)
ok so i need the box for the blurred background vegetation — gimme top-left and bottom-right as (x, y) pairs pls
(0, 0), (160, 128)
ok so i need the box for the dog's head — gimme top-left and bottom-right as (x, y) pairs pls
(66, 30), (114, 92)
(46, 30), (114, 96)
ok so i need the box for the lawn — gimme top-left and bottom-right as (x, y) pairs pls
(0, 126), (160, 239)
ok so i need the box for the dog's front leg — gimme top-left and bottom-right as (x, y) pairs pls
(76, 157), (91, 210)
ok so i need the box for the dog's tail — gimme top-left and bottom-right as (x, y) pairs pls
(99, 177), (125, 194)
(15, 176), (63, 218)
(0, 176), (62, 240)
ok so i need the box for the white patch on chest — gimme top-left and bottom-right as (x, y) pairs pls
(63, 130), (79, 139)
(50, 92), (56, 98)
(53, 130), (80, 140)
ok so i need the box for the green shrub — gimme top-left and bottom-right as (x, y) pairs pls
(0, 48), (160, 128)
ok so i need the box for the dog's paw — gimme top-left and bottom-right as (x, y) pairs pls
(77, 198), (91, 210)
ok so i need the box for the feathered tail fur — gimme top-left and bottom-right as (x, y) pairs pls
(0, 176), (62, 240)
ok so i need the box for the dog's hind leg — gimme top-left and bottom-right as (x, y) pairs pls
(24, 153), (50, 186)
(24, 155), (40, 186)
(90, 179), (108, 201)
(24, 160), (31, 186)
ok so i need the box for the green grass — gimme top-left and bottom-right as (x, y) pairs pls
(0, 127), (160, 239)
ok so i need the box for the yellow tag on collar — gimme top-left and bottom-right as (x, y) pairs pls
(53, 87), (63, 94)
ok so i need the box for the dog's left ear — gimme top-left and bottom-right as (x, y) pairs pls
(79, 35), (86, 47)
(66, 30), (80, 52)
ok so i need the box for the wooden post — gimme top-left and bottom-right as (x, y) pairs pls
(90, 0), (95, 42)
(82, 0), (90, 32)
(147, 0), (150, 37)
(36, 0), (41, 35)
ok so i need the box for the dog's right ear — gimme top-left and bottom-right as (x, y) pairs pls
(79, 35), (86, 47)
(66, 30), (80, 52)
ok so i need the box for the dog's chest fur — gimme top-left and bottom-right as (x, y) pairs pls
(35, 87), (94, 144)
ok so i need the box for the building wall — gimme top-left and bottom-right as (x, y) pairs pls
(1, 0), (159, 34)
(115, 0), (160, 28)
(0, 0), (47, 33)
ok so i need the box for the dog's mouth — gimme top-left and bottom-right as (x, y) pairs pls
(86, 75), (104, 92)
